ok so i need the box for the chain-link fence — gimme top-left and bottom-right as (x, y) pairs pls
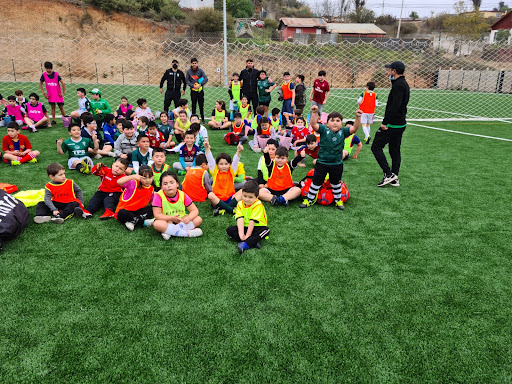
(1, 35), (511, 121)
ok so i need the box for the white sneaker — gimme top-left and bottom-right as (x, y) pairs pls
(144, 218), (155, 227)
(108, 151), (116, 157)
(187, 228), (203, 237)
(51, 217), (65, 224)
(94, 154), (103, 159)
(34, 216), (51, 224)
(161, 233), (171, 240)
(125, 222), (135, 231)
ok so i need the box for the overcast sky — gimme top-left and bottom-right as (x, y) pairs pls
(303, 0), (505, 18)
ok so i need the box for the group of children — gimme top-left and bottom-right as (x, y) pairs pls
(1, 63), (380, 253)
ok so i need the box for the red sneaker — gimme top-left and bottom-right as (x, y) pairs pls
(100, 208), (115, 220)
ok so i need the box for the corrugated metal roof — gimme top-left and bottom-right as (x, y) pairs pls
(279, 18), (328, 28)
(327, 23), (386, 35)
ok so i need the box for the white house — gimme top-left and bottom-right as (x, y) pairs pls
(179, 0), (214, 9)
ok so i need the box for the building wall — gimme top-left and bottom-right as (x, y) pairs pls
(282, 27), (325, 39)
(179, 0), (214, 9)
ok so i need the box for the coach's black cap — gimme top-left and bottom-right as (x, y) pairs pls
(385, 61), (405, 74)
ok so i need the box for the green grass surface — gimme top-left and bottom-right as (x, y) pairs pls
(1, 94), (512, 381)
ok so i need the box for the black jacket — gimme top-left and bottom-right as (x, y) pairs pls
(160, 68), (187, 92)
(382, 76), (410, 126)
(240, 67), (259, 97)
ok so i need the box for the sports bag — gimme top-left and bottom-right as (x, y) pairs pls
(0, 190), (30, 250)
(300, 169), (349, 205)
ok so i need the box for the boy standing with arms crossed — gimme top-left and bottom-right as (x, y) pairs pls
(300, 106), (362, 211)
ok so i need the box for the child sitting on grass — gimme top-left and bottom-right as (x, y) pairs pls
(208, 100), (231, 130)
(2, 122), (40, 166)
(257, 139), (278, 188)
(250, 116), (275, 152)
(34, 163), (91, 224)
(115, 165), (155, 231)
(173, 130), (199, 174)
(102, 113), (119, 150)
(238, 96), (252, 124)
(174, 110), (190, 143)
(226, 180), (269, 253)
(131, 134), (153, 174)
(114, 120), (138, 160)
(115, 96), (135, 120)
(190, 122), (205, 153)
(172, 98), (190, 120)
(204, 139), (243, 216)
(146, 121), (165, 150)
(342, 121), (362, 160)
(300, 106), (362, 211)
(69, 88), (90, 120)
(81, 115), (113, 159)
(86, 158), (130, 220)
(150, 148), (170, 190)
(137, 116), (149, 132)
(135, 98), (154, 120)
(182, 154), (210, 202)
(3, 96), (28, 129)
(258, 146), (304, 207)
(25, 93), (51, 131)
(57, 122), (98, 174)
(225, 112), (248, 145)
(291, 116), (309, 148)
(152, 171), (203, 240)
(158, 111), (175, 150)
(269, 107), (281, 132)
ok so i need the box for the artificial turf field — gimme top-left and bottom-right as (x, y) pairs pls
(1, 82), (512, 382)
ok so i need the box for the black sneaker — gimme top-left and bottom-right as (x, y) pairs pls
(51, 120), (57, 125)
(270, 195), (279, 206)
(377, 173), (398, 187)
(390, 179), (400, 187)
(213, 207), (226, 216)
(365, 136), (371, 144)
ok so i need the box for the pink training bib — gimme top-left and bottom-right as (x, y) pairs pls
(6, 104), (24, 121)
(26, 102), (44, 122)
(43, 72), (64, 103)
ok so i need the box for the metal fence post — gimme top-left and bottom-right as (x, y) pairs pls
(68, 63), (72, 83)
(12, 60), (16, 82)
(122, 64), (125, 85)
(95, 63), (99, 84)
(147, 65), (150, 85)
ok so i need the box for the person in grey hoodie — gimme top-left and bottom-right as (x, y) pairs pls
(185, 58), (208, 123)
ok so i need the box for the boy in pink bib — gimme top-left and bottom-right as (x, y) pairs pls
(39, 61), (66, 125)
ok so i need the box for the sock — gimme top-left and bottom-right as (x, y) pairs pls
(307, 183), (321, 201)
(363, 126), (370, 139)
(20, 153), (35, 164)
(165, 223), (188, 237)
(178, 222), (195, 231)
(228, 199), (238, 208)
(331, 183), (342, 201)
(218, 200), (234, 214)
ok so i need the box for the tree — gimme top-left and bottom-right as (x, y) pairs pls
(443, 11), (489, 37)
(376, 14), (396, 25)
(347, 6), (375, 22)
(189, 8), (234, 32)
(493, 1), (511, 12)
(227, 0), (254, 18)
(472, 0), (482, 10)
(409, 11), (419, 20)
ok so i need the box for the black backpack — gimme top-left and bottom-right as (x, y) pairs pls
(0, 190), (30, 250)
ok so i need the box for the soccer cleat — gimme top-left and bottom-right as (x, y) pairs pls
(74, 206), (93, 219)
(125, 222), (136, 231)
(100, 208), (115, 220)
(365, 136), (371, 144)
(238, 242), (251, 253)
(213, 207), (226, 216)
(161, 233), (171, 240)
(79, 159), (91, 174)
(255, 242), (262, 249)
(51, 120), (57, 125)
(51, 217), (65, 224)
(187, 228), (203, 237)
(28, 158), (38, 164)
(143, 218), (155, 227)
(270, 195), (280, 206)
(335, 200), (345, 210)
(279, 196), (288, 207)
(299, 198), (315, 209)
(377, 173), (398, 187)
(390, 179), (400, 187)
(30, 126), (38, 133)
(11, 160), (21, 166)
(34, 216), (51, 224)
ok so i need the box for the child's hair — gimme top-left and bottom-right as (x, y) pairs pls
(232, 72), (239, 77)
(345, 120), (354, 126)
(82, 115), (95, 126)
(216, 100), (226, 111)
(44, 61), (53, 69)
(7, 95), (16, 101)
(257, 117), (270, 135)
(137, 133), (149, 142)
(47, 162), (65, 176)
(266, 139), (279, 147)
(297, 74), (305, 82)
(366, 81), (375, 90)
(184, 130), (195, 138)
(271, 108), (280, 116)
(242, 180), (259, 197)
(178, 98), (188, 107)
(139, 116), (149, 125)
(137, 166), (154, 188)
(77, 87), (86, 94)
(256, 106), (265, 116)
(29, 92), (39, 101)
(147, 121), (157, 129)
(152, 147), (165, 155)
(116, 118), (124, 125)
(275, 146), (289, 158)
(160, 170), (179, 186)
(116, 157), (130, 168)
(121, 96), (128, 101)
(190, 123), (200, 133)
(7, 122), (20, 130)
(105, 113), (115, 122)
(216, 152), (232, 165)
(259, 69), (267, 76)
(80, 111), (93, 121)
(241, 96), (248, 102)
(178, 110), (187, 117)
(14, 90), (23, 96)
(306, 134), (317, 144)
(294, 109), (303, 116)
(233, 112), (242, 118)
(190, 113), (199, 120)
(160, 111), (167, 117)
(318, 70), (326, 76)
(195, 153), (207, 166)
(327, 111), (343, 122)
(296, 116), (306, 124)
(122, 120), (134, 130)
(68, 122), (81, 132)
(283, 71), (290, 76)
(137, 98), (146, 107)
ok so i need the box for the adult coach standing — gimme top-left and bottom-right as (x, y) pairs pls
(239, 59), (259, 115)
(159, 59), (186, 113)
(186, 58), (208, 123)
(371, 61), (410, 187)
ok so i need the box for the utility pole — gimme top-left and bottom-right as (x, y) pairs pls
(396, 0), (404, 38)
(223, 0), (228, 86)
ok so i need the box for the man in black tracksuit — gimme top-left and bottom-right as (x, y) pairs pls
(159, 59), (186, 113)
(239, 59), (259, 115)
(372, 61), (410, 187)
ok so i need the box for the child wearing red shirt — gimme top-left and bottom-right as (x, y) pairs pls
(86, 158), (130, 219)
(2, 122), (40, 165)
(146, 121), (165, 149)
(291, 117), (309, 148)
(309, 70), (330, 114)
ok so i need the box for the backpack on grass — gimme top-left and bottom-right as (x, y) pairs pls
(0, 190), (30, 250)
